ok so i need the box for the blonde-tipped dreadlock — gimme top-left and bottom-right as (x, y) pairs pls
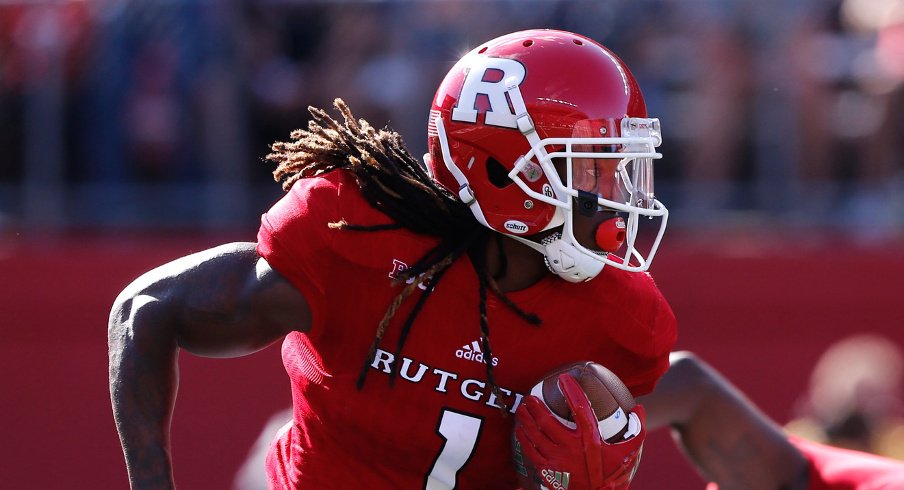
(267, 99), (540, 412)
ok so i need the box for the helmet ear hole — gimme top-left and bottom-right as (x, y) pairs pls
(486, 157), (513, 189)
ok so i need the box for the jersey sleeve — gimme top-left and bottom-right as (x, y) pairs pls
(256, 174), (344, 332)
(615, 272), (678, 397)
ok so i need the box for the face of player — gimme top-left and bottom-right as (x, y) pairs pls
(552, 156), (624, 254)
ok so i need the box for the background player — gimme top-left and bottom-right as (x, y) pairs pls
(784, 334), (904, 460)
(108, 29), (675, 488)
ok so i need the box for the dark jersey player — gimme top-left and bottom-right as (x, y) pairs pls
(108, 30), (676, 489)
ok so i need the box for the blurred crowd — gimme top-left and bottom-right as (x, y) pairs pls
(0, 0), (902, 235)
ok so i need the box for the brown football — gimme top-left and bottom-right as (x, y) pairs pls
(531, 361), (636, 442)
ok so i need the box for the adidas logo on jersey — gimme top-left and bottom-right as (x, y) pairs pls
(455, 340), (499, 366)
(541, 469), (570, 490)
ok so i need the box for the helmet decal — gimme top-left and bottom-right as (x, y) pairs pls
(542, 184), (554, 198)
(451, 57), (526, 129)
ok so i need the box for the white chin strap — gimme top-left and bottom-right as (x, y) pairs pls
(541, 233), (605, 283)
(507, 232), (604, 283)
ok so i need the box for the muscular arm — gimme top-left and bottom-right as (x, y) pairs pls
(107, 242), (310, 489)
(639, 352), (810, 490)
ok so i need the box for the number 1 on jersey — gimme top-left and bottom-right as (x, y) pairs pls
(424, 409), (484, 489)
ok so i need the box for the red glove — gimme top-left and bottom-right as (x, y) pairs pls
(513, 374), (646, 490)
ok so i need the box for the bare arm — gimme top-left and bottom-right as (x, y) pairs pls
(638, 351), (810, 490)
(107, 242), (310, 489)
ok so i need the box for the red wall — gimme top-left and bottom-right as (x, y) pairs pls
(2, 231), (902, 489)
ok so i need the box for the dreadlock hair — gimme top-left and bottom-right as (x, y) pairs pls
(267, 99), (541, 412)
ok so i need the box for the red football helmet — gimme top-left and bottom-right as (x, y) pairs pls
(427, 29), (668, 280)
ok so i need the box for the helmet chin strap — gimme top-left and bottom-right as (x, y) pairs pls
(506, 232), (605, 283)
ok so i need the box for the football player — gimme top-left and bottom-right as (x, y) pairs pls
(109, 29), (675, 489)
(641, 351), (904, 489)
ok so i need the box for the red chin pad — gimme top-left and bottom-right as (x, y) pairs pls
(595, 216), (626, 253)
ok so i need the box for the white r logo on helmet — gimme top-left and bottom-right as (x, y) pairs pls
(451, 57), (526, 129)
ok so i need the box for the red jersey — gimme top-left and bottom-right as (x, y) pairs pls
(256, 170), (677, 489)
(795, 436), (904, 489)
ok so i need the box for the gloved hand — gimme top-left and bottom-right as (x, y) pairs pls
(513, 374), (646, 490)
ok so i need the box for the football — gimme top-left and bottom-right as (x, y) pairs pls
(530, 361), (636, 442)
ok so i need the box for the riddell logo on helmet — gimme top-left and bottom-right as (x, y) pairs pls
(504, 220), (528, 234)
(541, 469), (570, 490)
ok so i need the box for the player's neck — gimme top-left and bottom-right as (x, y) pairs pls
(486, 234), (549, 293)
